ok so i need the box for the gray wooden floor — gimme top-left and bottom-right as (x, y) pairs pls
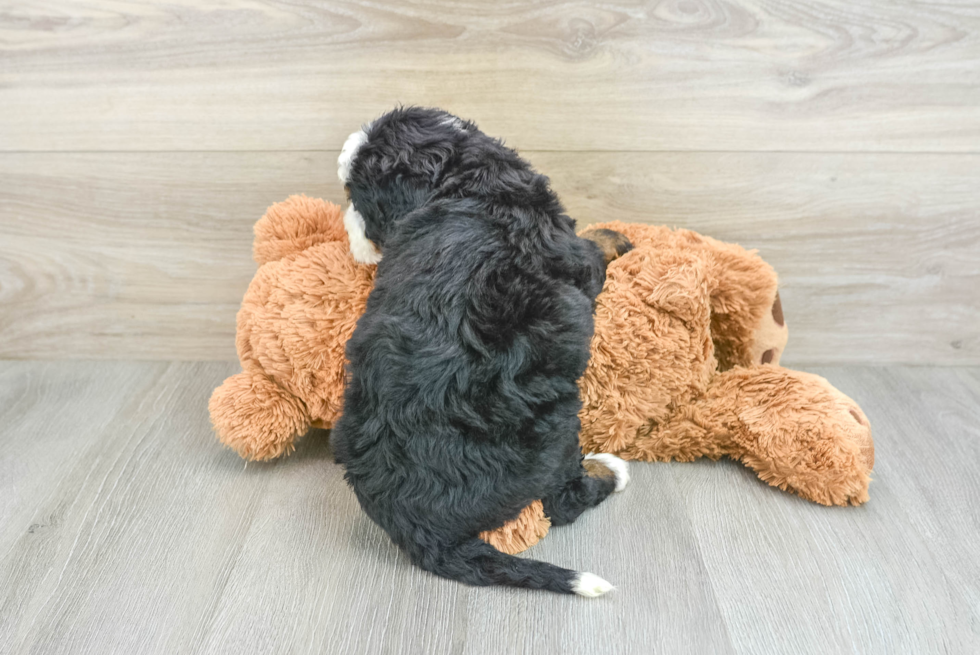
(1, 362), (977, 654)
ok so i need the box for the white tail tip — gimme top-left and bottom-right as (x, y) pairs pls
(573, 572), (614, 598)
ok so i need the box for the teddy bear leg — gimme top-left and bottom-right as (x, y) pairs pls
(701, 366), (874, 506)
(208, 370), (312, 461)
(578, 244), (717, 459)
(478, 500), (552, 555)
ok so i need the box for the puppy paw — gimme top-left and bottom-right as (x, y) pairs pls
(583, 453), (630, 492)
(580, 228), (634, 266)
(573, 572), (615, 598)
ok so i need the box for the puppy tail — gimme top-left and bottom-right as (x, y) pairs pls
(410, 536), (614, 598)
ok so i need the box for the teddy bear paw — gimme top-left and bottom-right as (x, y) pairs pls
(208, 371), (311, 461)
(721, 367), (874, 506)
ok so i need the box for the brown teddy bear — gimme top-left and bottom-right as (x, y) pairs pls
(209, 195), (874, 554)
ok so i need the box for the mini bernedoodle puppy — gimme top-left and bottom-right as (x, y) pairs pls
(333, 107), (633, 596)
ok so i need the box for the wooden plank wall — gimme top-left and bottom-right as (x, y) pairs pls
(1, 1), (978, 363)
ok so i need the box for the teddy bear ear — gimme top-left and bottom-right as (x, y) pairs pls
(252, 195), (347, 265)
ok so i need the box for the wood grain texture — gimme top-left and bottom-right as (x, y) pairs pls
(0, 361), (733, 655)
(2, 1), (980, 152)
(1, 362), (978, 654)
(2, 3), (977, 651)
(674, 365), (980, 654)
(1, 151), (977, 363)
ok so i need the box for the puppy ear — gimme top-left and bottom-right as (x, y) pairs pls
(580, 228), (634, 266)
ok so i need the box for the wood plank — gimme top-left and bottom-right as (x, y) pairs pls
(0, 361), (168, 558)
(0, 360), (733, 654)
(2, 1), (980, 152)
(2, 362), (978, 653)
(195, 439), (734, 655)
(672, 365), (980, 654)
(842, 366), (980, 622)
(1, 151), (977, 363)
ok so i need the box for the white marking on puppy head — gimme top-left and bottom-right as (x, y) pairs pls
(584, 453), (630, 492)
(343, 203), (382, 264)
(338, 128), (368, 184)
(573, 572), (615, 598)
(440, 115), (466, 133)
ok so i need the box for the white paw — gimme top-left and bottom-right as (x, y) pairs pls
(584, 453), (630, 492)
(337, 128), (368, 183)
(573, 572), (614, 598)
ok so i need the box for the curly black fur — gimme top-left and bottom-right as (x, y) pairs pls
(332, 107), (618, 594)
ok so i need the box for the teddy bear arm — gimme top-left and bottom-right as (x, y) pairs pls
(614, 406), (731, 463)
(704, 366), (874, 506)
(579, 246), (720, 458)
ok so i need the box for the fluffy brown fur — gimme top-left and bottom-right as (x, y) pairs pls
(210, 196), (874, 551)
(578, 222), (872, 507)
(209, 197), (374, 461)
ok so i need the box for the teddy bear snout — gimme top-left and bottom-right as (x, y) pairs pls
(772, 292), (785, 326)
(861, 434), (875, 471)
(848, 407), (875, 470)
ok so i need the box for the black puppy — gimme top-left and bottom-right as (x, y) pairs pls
(333, 107), (631, 596)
